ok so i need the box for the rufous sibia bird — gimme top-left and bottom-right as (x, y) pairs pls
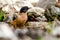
(10, 6), (30, 29)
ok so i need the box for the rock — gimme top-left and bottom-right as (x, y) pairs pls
(0, 11), (6, 22)
(15, 28), (28, 38)
(35, 16), (47, 21)
(19, 0), (39, 6)
(27, 12), (41, 21)
(0, 38), (10, 40)
(1, 0), (33, 12)
(14, 1), (33, 11)
(38, 0), (55, 8)
(0, 0), (7, 6)
(27, 7), (46, 21)
(0, 22), (18, 40)
(55, 0), (60, 8)
(22, 36), (32, 40)
(28, 7), (45, 15)
(15, 28), (28, 35)
(44, 4), (60, 21)
(26, 22), (50, 29)
(51, 26), (60, 36)
(57, 15), (60, 21)
(2, 5), (9, 12)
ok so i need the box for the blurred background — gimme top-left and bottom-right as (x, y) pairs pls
(0, 0), (60, 40)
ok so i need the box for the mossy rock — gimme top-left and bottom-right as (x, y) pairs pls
(0, 11), (6, 21)
(44, 4), (60, 21)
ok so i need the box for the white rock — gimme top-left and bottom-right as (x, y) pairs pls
(2, 1), (33, 12)
(0, 22), (18, 40)
(13, 5), (20, 12)
(13, 1), (33, 11)
(28, 0), (39, 3)
(0, 0), (7, 5)
(15, 1), (33, 7)
(0, 0), (18, 5)
(2, 5), (9, 12)
(22, 36), (32, 40)
(27, 22), (50, 29)
(15, 28), (28, 35)
(28, 7), (45, 16)
(20, 0), (39, 3)
(52, 26), (60, 36)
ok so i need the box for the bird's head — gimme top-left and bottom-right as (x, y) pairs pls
(20, 6), (30, 13)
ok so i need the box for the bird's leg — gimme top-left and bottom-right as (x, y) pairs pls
(18, 25), (25, 29)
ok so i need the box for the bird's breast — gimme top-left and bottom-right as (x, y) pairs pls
(16, 14), (27, 24)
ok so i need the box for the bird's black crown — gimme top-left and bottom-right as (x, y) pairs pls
(20, 6), (30, 13)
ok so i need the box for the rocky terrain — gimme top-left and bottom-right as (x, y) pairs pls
(0, 0), (60, 40)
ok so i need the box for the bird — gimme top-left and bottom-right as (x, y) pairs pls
(10, 6), (30, 29)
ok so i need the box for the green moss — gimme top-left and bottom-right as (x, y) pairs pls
(46, 29), (52, 34)
(36, 35), (42, 40)
(25, 22), (29, 26)
(0, 11), (6, 21)
(47, 21), (55, 34)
